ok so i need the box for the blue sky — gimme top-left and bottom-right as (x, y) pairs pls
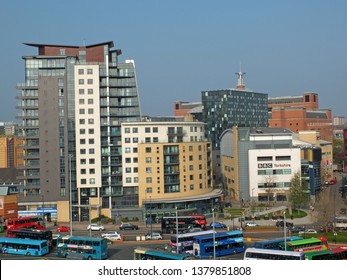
(1, 0), (346, 122)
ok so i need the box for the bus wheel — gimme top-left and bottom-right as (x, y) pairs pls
(88, 256), (93, 260)
(234, 250), (238, 254)
(26, 252), (30, 256)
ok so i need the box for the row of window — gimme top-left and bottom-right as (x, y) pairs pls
(257, 156), (291, 161)
(257, 169), (292, 175)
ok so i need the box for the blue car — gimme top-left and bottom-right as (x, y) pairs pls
(210, 221), (227, 229)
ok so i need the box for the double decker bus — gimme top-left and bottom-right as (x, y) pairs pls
(305, 246), (347, 260)
(170, 230), (215, 254)
(0, 237), (49, 256)
(161, 215), (207, 234)
(7, 228), (53, 247)
(56, 236), (108, 260)
(192, 230), (245, 258)
(244, 248), (305, 260)
(280, 237), (328, 253)
(5, 216), (45, 235)
(134, 247), (192, 260)
(253, 236), (303, 250)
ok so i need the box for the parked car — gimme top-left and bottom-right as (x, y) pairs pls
(289, 226), (304, 233)
(87, 224), (105, 231)
(210, 221), (227, 229)
(101, 231), (122, 241)
(329, 178), (337, 185)
(57, 225), (70, 232)
(119, 223), (139, 230)
(145, 232), (163, 240)
(276, 221), (294, 228)
(246, 221), (258, 227)
(304, 228), (317, 234)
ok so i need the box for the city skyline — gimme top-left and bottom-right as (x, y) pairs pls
(1, 0), (346, 122)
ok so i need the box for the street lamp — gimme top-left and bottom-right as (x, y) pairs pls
(175, 207), (179, 254)
(150, 196), (152, 237)
(69, 154), (73, 236)
(41, 194), (45, 228)
(212, 208), (216, 260)
(283, 211), (287, 251)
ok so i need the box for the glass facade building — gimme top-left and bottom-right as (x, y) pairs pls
(201, 89), (268, 150)
(16, 42), (141, 220)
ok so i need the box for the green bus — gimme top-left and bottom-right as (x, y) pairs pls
(280, 237), (328, 253)
(305, 246), (347, 260)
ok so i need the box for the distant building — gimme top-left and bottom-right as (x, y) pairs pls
(174, 101), (203, 121)
(268, 92), (333, 142)
(0, 136), (24, 168)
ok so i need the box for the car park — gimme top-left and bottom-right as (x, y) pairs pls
(57, 225), (70, 232)
(101, 231), (122, 241)
(87, 224), (105, 231)
(119, 223), (139, 230)
(145, 232), (163, 240)
(210, 221), (227, 229)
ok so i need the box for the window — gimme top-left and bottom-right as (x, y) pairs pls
(81, 169), (86, 174)
(257, 156), (273, 161)
(79, 89), (85, 94)
(89, 159), (95, 164)
(79, 99), (85, 105)
(126, 167), (131, 173)
(153, 127), (158, 133)
(78, 79), (84, 85)
(89, 178), (95, 184)
(125, 137), (130, 143)
(153, 137), (158, 143)
(145, 147), (152, 153)
(87, 69), (93, 74)
(80, 139), (86, 144)
(276, 156), (291, 161)
(125, 147), (131, 153)
(87, 79), (93, 85)
(78, 69), (84, 75)
(125, 158), (131, 163)
(126, 177), (131, 183)
(88, 128), (94, 134)
(79, 119), (85, 124)
(88, 108), (94, 114)
(89, 139), (94, 144)
(88, 99), (93, 104)
(145, 127), (151, 133)
(146, 157), (151, 163)
(146, 167), (152, 173)
(89, 148), (95, 154)
(79, 109), (85, 114)
(132, 127), (138, 133)
(80, 159), (86, 165)
(146, 177), (152, 183)
(145, 137), (151, 143)
(133, 137), (138, 143)
(125, 128), (130, 133)
(89, 169), (95, 174)
(88, 89), (93, 94)
(80, 129), (85, 134)
(81, 179), (87, 184)
(88, 118), (94, 124)
(80, 149), (86, 154)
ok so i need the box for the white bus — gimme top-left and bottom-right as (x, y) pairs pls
(170, 230), (215, 254)
(335, 216), (347, 230)
(244, 248), (305, 260)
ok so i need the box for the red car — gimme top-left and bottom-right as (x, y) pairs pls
(57, 226), (71, 232)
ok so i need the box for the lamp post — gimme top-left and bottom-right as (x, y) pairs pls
(150, 196), (152, 238)
(283, 211), (287, 251)
(175, 207), (179, 254)
(212, 208), (216, 260)
(69, 154), (73, 236)
(41, 194), (45, 228)
(88, 203), (92, 237)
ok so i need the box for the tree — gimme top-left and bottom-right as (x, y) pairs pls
(288, 172), (310, 213)
(263, 175), (277, 205)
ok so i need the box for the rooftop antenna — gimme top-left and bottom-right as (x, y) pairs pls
(235, 63), (246, 90)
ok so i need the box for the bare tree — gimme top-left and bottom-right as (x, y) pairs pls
(311, 188), (335, 231)
(263, 175), (278, 205)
